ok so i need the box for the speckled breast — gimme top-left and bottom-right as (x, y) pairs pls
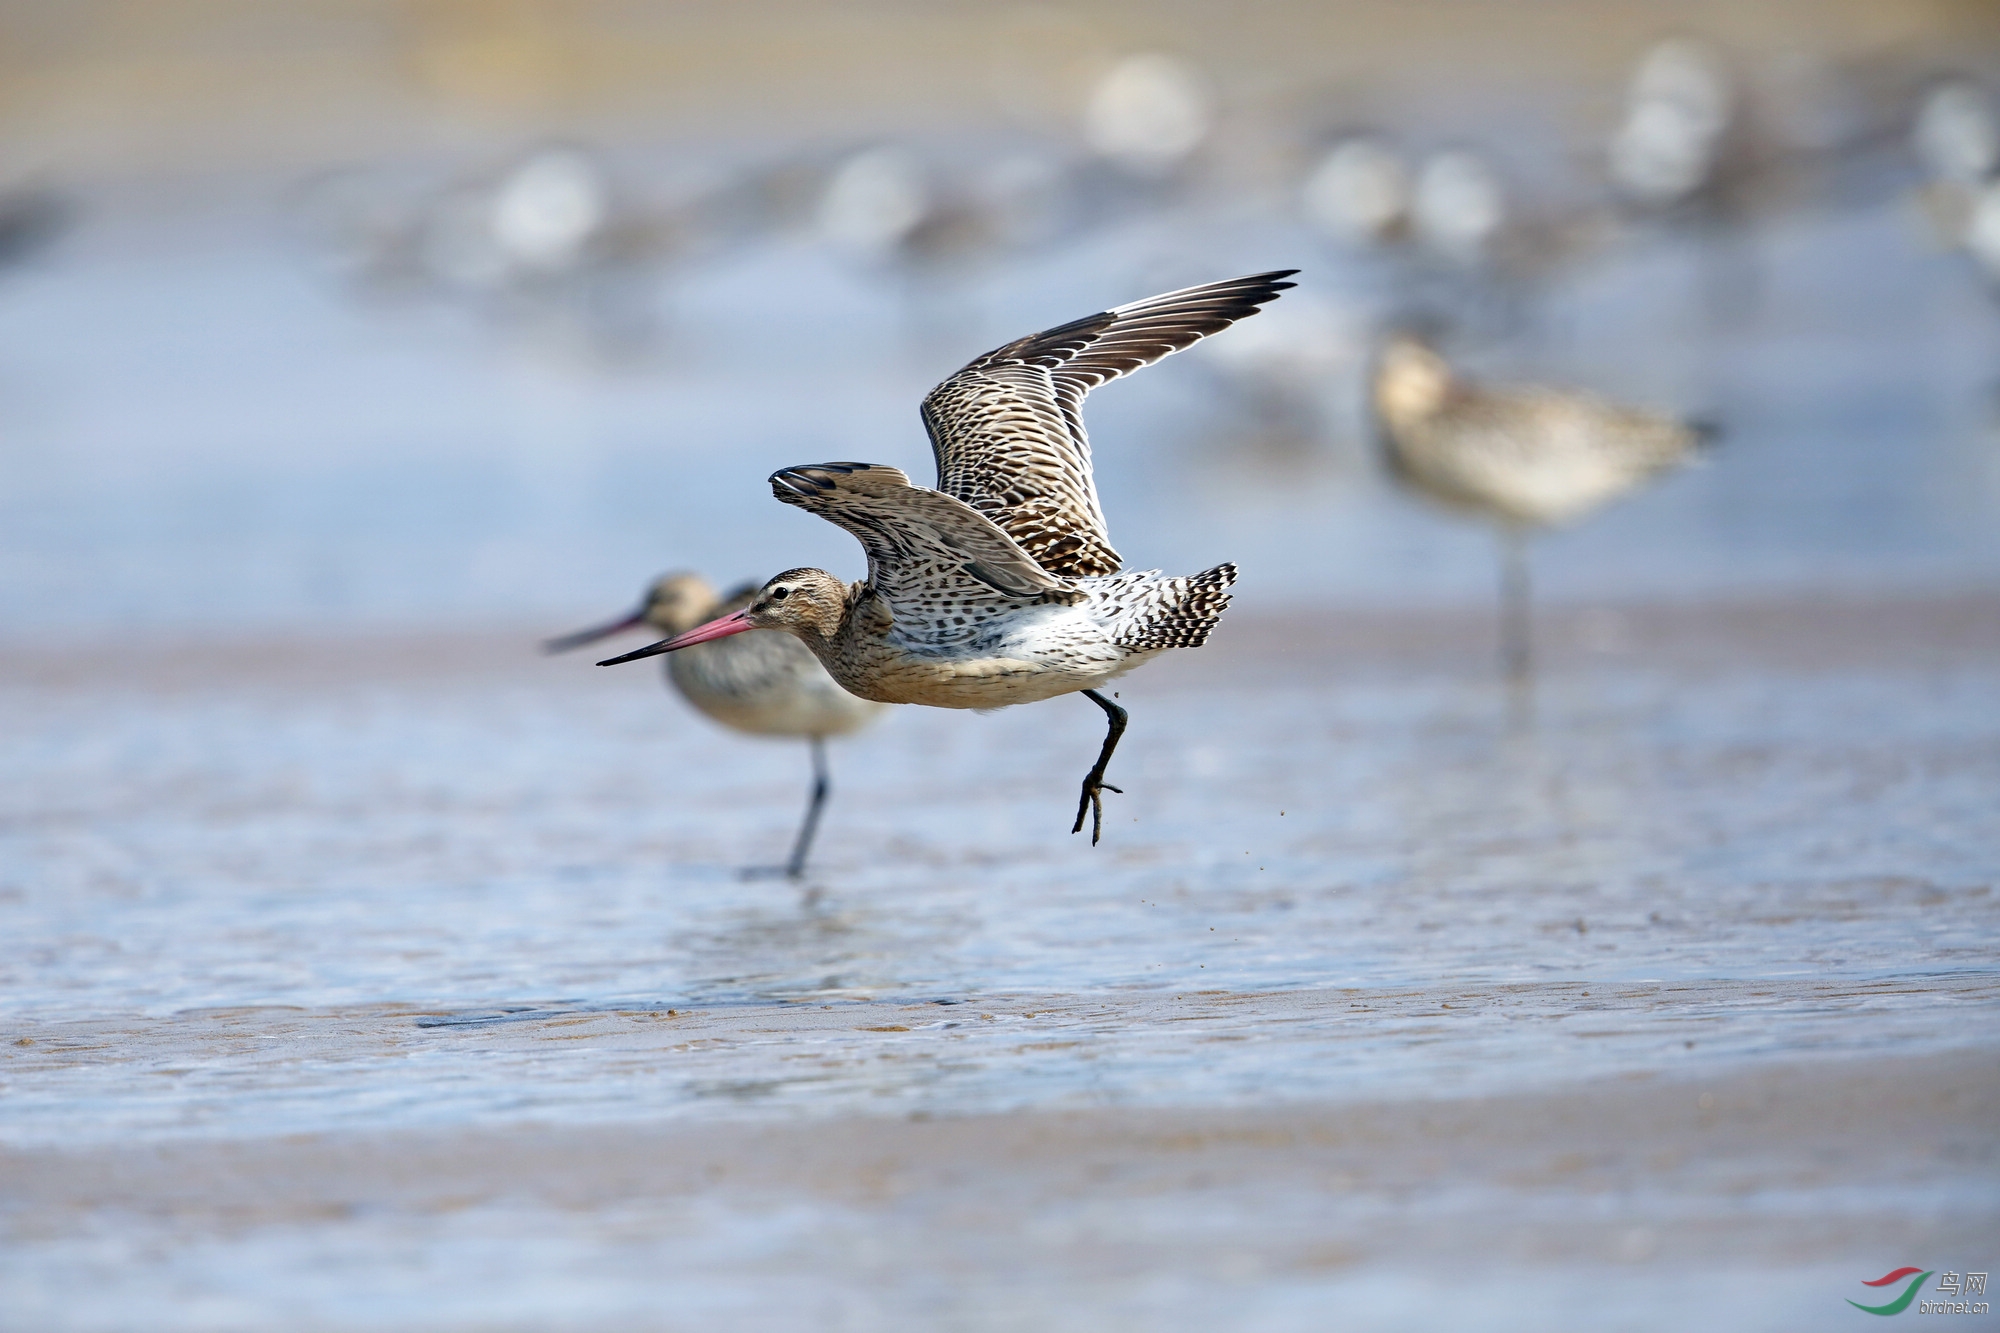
(667, 629), (884, 737)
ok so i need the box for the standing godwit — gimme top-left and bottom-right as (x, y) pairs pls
(596, 272), (1296, 842)
(1372, 334), (1709, 709)
(547, 573), (886, 877)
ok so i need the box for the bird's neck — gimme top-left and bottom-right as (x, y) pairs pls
(790, 582), (890, 684)
(837, 580), (891, 638)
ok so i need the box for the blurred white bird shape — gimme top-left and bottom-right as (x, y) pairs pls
(1085, 54), (1214, 178)
(1910, 79), (2000, 285)
(1610, 38), (1736, 210)
(1302, 136), (1411, 248)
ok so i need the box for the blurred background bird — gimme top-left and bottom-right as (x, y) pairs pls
(1371, 333), (1712, 713)
(546, 573), (887, 879)
(9, 6), (2000, 1323)
(1910, 77), (2000, 288)
(7, 2), (1998, 701)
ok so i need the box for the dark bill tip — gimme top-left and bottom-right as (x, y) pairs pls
(596, 638), (676, 666)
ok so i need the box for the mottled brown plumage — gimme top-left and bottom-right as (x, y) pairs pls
(601, 273), (1295, 841)
(922, 272), (1299, 577)
(749, 463), (1234, 712)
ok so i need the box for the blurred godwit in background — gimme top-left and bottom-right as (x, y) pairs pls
(598, 273), (1294, 842)
(11, 6), (2000, 1324)
(547, 573), (885, 878)
(1372, 333), (1710, 711)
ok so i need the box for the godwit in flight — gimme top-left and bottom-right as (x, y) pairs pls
(1373, 333), (1710, 708)
(597, 272), (1296, 842)
(547, 573), (886, 877)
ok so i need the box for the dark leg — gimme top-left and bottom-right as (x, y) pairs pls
(1071, 689), (1128, 846)
(1497, 525), (1534, 726)
(784, 736), (831, 879)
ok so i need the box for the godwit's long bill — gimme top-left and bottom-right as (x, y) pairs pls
(599, 271), (1298, 842)
(547, 573), (886, 877)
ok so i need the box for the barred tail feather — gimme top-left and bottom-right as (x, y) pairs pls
(1119, 562), (1237, 651)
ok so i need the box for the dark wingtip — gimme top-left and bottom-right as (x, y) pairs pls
(1238, 269), (1300, 298)
(770, 461), (874, 496)
(1689, 416), (1724, 448)
(1222, 269), (1299, 315)
(769, 467), (832, 497)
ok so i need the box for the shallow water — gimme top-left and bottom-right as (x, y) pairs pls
(5, 616), (1997, 1144)
(3, 178), (1999, 641)
(6, 616), (2000, 1330)
(5, 164), (2000, 1330)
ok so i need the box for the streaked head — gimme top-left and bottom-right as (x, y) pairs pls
(1373, 334), (1454, 425)
(742, 568), (849, 639)
(595, 568), (849, 668)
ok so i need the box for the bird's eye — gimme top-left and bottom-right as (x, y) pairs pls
(771, 587), (790, 600)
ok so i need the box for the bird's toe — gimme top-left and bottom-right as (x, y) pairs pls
(1072, 779), (1123, 844)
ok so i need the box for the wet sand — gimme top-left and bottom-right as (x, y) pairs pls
(4, 592), (1999, 1330)
(5, 1048), (1995, 1332)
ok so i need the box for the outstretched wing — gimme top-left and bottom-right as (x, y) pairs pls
(769, 462), (1076, 620)
(920, 270), (1297, 578)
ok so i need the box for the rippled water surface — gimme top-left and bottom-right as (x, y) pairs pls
(5, 611), (1999, 1333)
(4, 159), (2000, 1332)
(6, 616), (1998, 1143)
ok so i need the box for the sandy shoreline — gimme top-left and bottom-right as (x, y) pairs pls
(7, 974), (2000, 1148)
(9, 1043), (1996, 1244)
(5, 1047), (1995, 1331)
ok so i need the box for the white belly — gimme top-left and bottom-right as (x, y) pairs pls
(833, 607), (1159, 710)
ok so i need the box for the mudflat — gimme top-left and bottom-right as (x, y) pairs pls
(4, 592), (1997, 1331)
(4, 1045), (1994, 1332)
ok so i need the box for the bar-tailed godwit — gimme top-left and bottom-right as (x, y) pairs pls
(1373, 333), (1710, 705)
(598, 272), (1296, 842)
(547, 573), (886, 877)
